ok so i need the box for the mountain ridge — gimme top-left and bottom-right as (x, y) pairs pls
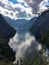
(30, 10), (49, 48)
(4, 16), (37, 30)
(0, 14), (16, 62)
(0, 14), (16, 39)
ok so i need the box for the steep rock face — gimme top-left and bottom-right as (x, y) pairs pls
(30, 10), (49, 47)
(0, 14), (16, 61)
(0, 14), (16, 39)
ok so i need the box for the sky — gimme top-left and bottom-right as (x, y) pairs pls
(0, 0), (49, 20)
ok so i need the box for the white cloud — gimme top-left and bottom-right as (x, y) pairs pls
(23, 0), (44, 14)
(23, 0), (49, 14)
(39, 0), (48, 13)
(8, 32), (38, 64)
(0, 6), (18, 19)
(0, 0), (48, 19)
(17, 0), (24, 3)
(0, 0), (33, 20)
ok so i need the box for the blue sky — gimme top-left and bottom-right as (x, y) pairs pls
(8, 0), (24, 6)
(8, 0), (18, 4)
(0, 0), (49, 20)
(8, 0), (23, 4)
(8, 0), (29, 8)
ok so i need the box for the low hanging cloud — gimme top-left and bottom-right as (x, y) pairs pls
(8, 32), (35, 64)
(8, 32), (42, 64)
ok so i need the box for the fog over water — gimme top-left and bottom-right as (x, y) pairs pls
(8, 22), (42, 64)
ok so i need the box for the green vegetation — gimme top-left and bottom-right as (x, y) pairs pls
(0, 38), (15, 65)
(0, 13), (16, 65)
(39, 28), (49, 48)
(24, 50), (49, 65)
(0, 59), (13, 65)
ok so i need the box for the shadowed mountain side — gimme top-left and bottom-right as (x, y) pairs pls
(30, 10), (49, 48)
(0, 14), (16, 40)
(0, 14), (16, 61)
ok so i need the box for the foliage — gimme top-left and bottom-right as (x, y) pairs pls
(0, 59), (13, 65)
(39, 29), (49, 48)
(0, 38), (15, 62)
(24, 50), (49, 65)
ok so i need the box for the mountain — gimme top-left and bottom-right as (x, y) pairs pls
(0, 14), (16, 39)
(30, 10), (49, 48)
(0, 14), (16, 62)
(4, 16), (36, 29)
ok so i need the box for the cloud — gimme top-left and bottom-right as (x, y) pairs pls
(39, 0), (48, 12)
(24, 0), (48, 14)
(8, 32), (39, 64)
(23, 0), (43, 14)
(0, 0), (33, 20)
(17, 0), (24, 3)
(0, 0), (48, 19)
(16, 10), (32, 19)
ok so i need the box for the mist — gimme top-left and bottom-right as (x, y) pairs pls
(8, 30), (42, 64)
